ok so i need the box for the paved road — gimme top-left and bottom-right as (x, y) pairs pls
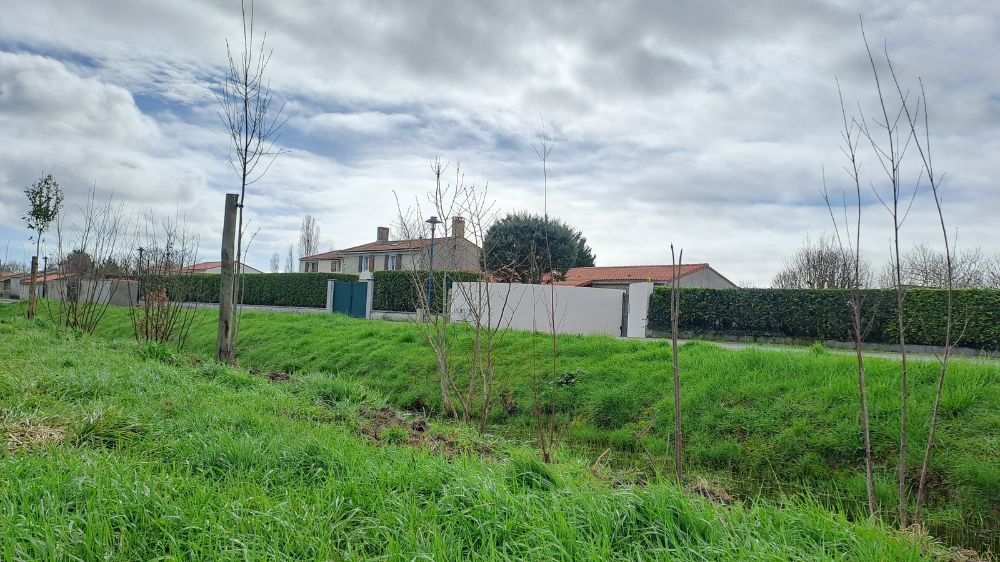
(670, 338), (1000, 364)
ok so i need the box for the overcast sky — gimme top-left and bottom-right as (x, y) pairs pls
(1, 0), (997, 284)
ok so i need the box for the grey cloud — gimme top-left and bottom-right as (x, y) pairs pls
(0, 1), (997, 283)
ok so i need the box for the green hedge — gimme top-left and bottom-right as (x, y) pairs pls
(372, 270), (482, 313)
(648, 288), (1000, 350)
(147, 273), (359, 308)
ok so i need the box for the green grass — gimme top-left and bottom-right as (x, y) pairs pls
(3, 302), (997, 554)
(0, 317), (944, 560)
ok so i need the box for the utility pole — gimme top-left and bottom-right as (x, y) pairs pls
(425, 215), (442, 313)
(216, 194), (238, 363)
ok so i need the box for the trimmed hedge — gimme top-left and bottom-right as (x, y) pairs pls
(648, 288), (1000, 350)
(148, 273), (359, 308)
(372, 270), (482, 313)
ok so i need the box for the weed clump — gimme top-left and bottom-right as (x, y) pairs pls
(71, 406), (145, 448)
(508, 455), (560, 491)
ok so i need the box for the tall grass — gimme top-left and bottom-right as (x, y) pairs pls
(0, 318), (941, 559)
(3, 302), (996, 553)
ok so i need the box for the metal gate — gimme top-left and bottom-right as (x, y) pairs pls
(331, 281), (369, 318)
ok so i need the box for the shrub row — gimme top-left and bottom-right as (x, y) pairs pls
(372, 270), (481, 313)
(648, 288), (1000, 350)
(147, 273), (359, 308)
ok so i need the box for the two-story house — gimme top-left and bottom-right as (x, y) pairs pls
(300, 217), (481, 277)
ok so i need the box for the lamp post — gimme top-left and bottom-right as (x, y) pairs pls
(136, 247), (145, 302)
(425, 215), (443, 313)
(42, 255), (48, 298)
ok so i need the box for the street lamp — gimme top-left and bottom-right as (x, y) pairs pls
(425, 215), (443, 313)
(42, 255), (48, 298)
(136, 247), (145, 302)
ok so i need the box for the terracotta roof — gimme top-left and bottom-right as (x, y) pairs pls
(557, 264), (710, 286)
(190, 261), (221, 271)
(18, 271), (78, 282)
(300, 250), (343, 261)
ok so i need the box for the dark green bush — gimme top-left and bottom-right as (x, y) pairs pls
(146, 273), (359, 308)
(371, 270), (481, 313)
(648, 288), (1000, 350)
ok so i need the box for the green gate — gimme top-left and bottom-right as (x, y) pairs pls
(332, 281), (369, 318)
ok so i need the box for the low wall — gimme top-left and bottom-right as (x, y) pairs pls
(450, 282), (625, 337)
(370, 310), (419, 322)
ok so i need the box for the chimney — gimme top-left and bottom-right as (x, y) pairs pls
(376, 226), (390, 242)
(452, 216), (465, 240)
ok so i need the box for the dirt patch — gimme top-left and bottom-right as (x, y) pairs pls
(688, 477), (732, 505)
(358, 407), (499, 460)
(249, 367), (292, 382)
(5, 423), (65, 454)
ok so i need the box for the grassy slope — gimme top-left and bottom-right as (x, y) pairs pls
(0, 319), (940, 560)
(3, 303), (998, 553)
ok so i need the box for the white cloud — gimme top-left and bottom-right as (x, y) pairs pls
(0, 1), (997, 282)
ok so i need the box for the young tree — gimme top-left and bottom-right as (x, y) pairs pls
(285, 244), (294, 273)
(856, 20), (919, 527)
(216, 0), (287, 357)
(822, 81), (877, 517)
(129, 212), (202, 349)
(49, 187), (132, 334)
(22, 174), (64, 319)
(532, 123), (560, 463)
(887, 60), (961, 527)
(269, 251), (280, 273)
(451, 182), (522, 431)
(298, 214), (321, 259)
(393, 158), (467, 420)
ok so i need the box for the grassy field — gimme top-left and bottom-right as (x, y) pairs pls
(0, 317), (948, 560)
(2, 302), (997, 555)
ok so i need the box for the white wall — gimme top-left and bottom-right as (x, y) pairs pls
(450, 282), (625, 337)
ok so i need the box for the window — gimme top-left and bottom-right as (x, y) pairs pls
(358, 255), (372, 272)
(305, 261), (318, 272)
(331, 260), (340, 272)
(386, 254), (398, 270)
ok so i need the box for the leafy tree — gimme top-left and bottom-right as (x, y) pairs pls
(483, 212), (595, 283)
(62, 249), (95, 276)
(22, 174), (64, 319)
(573, 232), (596, 268)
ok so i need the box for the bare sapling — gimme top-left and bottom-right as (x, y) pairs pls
(216, 0), (287, 359)
(822, 80), (877, 517)
(394, 159), (466, 419)
(886, 62), (961, 526)
(453, 181), (522, 431)
(49, 187), (133, 334)
(532, 122), (560, 463)
(856, 19), (921, 527)
(129, 212), (203, 350)
(670, 244), (684, 483)
(22, 174), (64, 319)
